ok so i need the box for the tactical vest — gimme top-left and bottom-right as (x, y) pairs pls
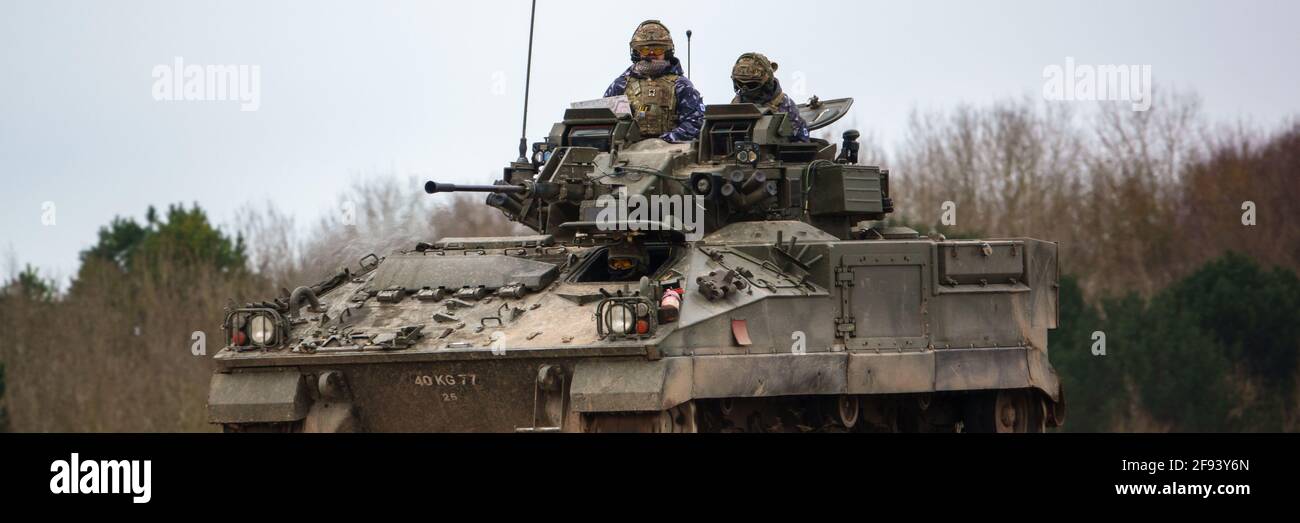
(626, 74), (678, 137)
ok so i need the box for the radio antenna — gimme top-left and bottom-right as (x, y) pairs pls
(685, 30), (692, 78)
(517, 0), (537, 163)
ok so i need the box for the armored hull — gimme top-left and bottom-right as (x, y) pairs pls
(209, 99), (1065, 432)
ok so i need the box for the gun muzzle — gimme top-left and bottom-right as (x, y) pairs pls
(424, 181), (528, 195)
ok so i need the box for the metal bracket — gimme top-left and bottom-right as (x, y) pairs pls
(833, 265), (856, 338)
(516, 364), (567, 433)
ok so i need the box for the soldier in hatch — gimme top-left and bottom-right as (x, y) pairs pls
(605, 237), (649, 282)
(731, 52), (810, 142)
(604, 20), (705, 143)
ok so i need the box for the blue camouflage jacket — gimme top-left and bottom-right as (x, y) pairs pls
(733, 84), (811, 143)
(604, 61), (704, 143)
(774, 94), (811, 143)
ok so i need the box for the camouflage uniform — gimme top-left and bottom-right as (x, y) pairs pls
(749, 90), (810, 143)
(604, 20), (705, 143)
(604, 62), (704, 143)
(730, 52), (810, 142)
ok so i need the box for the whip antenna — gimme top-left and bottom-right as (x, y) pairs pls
(517, 0), (537, 162)
(686, 30), (692, 78)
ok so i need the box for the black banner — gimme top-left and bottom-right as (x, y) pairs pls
(2, 434), (1292, 513)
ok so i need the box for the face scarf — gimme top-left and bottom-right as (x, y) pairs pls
(737, 78), (783, 106)
(632, 59), (672, 78)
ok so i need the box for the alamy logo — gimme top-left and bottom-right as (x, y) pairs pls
(594, 193), (705, 241)
(152, 56), (261, 111)
(49, 453), (152, 504)
(1043, 57), (1152, 112)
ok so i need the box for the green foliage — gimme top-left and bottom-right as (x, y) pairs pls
(1, 202), (258, 432)
(78, 204), (247, 280)
(81, 216), (147, 270)
(1049, 276), (1121, 431)
(1166, 252), (1300, 390)
(1127, 294), (1232, 431)
(3, 265), (57, 302)
(1055, 253), (1300, 432)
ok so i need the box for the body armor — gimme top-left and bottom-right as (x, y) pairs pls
(627, 74), (679, 137)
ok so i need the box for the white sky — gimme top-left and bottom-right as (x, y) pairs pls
(2, 0), (1298, 285)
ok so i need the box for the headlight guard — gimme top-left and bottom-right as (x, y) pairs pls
(595, 296), (657, 340)
(222, 308), (287, 350)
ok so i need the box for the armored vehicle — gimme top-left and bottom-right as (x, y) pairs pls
(208, 97), (1066, 433)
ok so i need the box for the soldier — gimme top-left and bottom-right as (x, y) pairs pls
(605, 237), (649, 281)
(604, 20), (705, 143)
(731, 53), (810, 142)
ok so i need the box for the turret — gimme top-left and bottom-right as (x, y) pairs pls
(425, 97), (893, 241)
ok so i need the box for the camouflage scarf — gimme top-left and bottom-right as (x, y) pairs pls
(632, 59), (672, 78)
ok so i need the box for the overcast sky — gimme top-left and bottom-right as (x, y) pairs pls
(3, 0), (1298, 285)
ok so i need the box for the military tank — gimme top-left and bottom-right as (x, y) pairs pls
(207, 97), (1066, 433)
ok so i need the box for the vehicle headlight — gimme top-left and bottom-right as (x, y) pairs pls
(605, 304), (635, 335)
(248, 314), (278, 346)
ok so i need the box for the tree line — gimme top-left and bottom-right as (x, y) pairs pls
(1, 90), (1296, 432)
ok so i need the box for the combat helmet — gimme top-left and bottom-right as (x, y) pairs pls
(630, 20), (674, 53)
(732, 53), (777, 89)
(732, 52), (781, 102)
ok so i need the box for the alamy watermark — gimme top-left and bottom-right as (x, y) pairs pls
(1092, 331), (1106, 356)
(41, 201), (56, 226)
(1043, 57), (1151, 112)
(594, 193), (706, 241)
(940, 201), (957, 227)
(50, 453), (152, 504)
(191, 331), (206, 356)
(152, 57), (261, 111)
(490, 331), (508, 356)
(783, 70), (809, 100)
(340, 200), (357, 227)
(491, 71), (508, 96)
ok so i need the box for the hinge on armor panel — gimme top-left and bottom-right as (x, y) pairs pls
(834, 271), (854, 286)
(834, 265), (856, 338)
(377, 287), (406, 303)
(415, 287), (447, 302)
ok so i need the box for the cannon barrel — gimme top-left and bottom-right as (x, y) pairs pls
(424, 181), (528, 195)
